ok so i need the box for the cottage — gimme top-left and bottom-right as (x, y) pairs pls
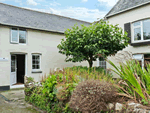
(0, 3), (98, 91)
(105, 0), (150, 77)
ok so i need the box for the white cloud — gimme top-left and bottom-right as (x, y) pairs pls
(0, 0), (6, 2)
(50, 1), (61, 6)
(15, 0), (23, 5)
(27, 0), (38, 6)
(82, 0), (88, 2)
(24, 6), (106, 22)
(98, 0), (118, 7)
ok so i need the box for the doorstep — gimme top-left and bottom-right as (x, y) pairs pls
(10, 84), (24, 89)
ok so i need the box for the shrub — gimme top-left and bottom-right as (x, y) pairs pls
(109, 60), (150, 105)
(25, 66), (114, 112)
(69, 80), (117, 112)
(24, 77), (35, 98)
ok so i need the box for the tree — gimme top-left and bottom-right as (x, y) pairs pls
(57, 19), (129, 68)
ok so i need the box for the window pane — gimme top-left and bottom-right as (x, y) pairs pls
(37, 65), (40, 69)
(36, 56), (40, 60)
(32, 60), (35, 64)
(12, 29), (18, 42)
(32, 55), (36, 60)
(143, 19), (150, 40)
(134, 28), (141, 41)
(35, 60), (40, 64)
(11, 67), (15, 72)
(19, 39), (26, 43)
(32, 65), (36, 69)
(19, 30), (26, 43)
(133, 21), (140, 26)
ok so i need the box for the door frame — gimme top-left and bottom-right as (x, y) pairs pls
(10, 52), (27, 86)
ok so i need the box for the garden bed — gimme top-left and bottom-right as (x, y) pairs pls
(24, 65), (150, 113)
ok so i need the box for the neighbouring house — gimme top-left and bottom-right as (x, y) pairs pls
(0, 3), (98, 91)
(104, 0), (150, 77)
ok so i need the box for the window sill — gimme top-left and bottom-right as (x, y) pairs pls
(32, 71), (42, 73)
(10, 43), (27, 45)
(131, 41), (150, 46)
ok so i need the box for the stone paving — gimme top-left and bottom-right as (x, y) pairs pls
(0, 89), (40, 113)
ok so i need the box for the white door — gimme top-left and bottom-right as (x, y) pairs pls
(11, 55), (17, 85)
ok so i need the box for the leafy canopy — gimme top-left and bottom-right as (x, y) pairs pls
(57, 19), (129, 67)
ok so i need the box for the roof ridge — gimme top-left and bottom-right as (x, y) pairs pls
(0, 2), (91, 24)
(105, 0), (121, 18)
(105, 0), (150, 18)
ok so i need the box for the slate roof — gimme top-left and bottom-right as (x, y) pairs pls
(106, 0), (150, 18)
(0, 3), (90, 33)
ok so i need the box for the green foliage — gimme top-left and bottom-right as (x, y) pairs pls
(27, 77), (34, 83)
(24, 77), (35, 98)
(25, 66), (113, 112)
(42, 74), (57, 100)
(109, 60), (150, 104)
(64, 66), (113, 82)
(57, 19), (129, 67)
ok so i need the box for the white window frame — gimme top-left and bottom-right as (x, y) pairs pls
(132, 54), (144, 69)
(32, 54), (42, 72)
(132, 19), (150, 43)
(11, 28), (27, 44)
(99, 57), (106, 69)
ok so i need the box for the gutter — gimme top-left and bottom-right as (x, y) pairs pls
(105, 1), (150, 18)
(0, 23), (64, 35)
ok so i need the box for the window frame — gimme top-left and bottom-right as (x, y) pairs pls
(132, 19), (150, 43)
(11, 28), (27, 44)
(32, 54), (42, 72)
(99, 57), (106, 69)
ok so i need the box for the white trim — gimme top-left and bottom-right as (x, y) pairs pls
(25, 54), (28, 76)
(97, 58), (99, 67)
(141, 21), (144, 41)
(10, 53), (27, 87)
(11, 28), (19, 43)
(132, 54), (144, 69)
(32, 54), (42, 72)
(10, 55), (17, 85)
(10, 28), (27, 44)
(132, 19), (150, 43)
(10, 84), (24, 89)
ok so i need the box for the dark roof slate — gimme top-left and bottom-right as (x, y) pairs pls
(0, 3), (90, 33)
(106, 0), (150, 18)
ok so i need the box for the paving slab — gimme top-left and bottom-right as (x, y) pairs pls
(0, 89), (40, 113)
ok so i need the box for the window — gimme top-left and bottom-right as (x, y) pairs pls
(32, 54), (41, 72)
(11, 28), (26, 44)
(132, 54), (143, 68)
(133, 54), (150, 70)
(132, 19), (150, 42)
(99, 57), (106, 69)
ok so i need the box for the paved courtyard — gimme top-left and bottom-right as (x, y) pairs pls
(0, 89), (41, 113)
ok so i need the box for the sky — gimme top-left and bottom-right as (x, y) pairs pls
(0, 0), (118, 22)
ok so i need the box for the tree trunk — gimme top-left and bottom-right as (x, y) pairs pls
(88, 58), (93, 68)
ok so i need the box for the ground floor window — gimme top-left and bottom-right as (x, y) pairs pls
(144, 54), (150, 69)
(32, 54), (41, 72)
(99, 57), (106, 69)
(133, 54), (150, 69)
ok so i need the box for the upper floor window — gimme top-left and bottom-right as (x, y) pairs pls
(132, 19), (150, 42)
(11, 28), (26, 44)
